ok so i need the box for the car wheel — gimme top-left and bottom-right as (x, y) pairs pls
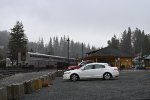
(70, 74), (79, 81)
(103, 73), (112, 80)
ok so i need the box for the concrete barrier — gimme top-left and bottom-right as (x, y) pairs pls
(43, 75), (49, 81)
(51, 72), (57, 80)
(30, 80), (34, 92)
(0, 71), (60, 100)
(40, 77), (44, 87)
(41, 75), (50, 87)
(24, 80), (33, 94)
(31, 78), (42, 92)
(32, 78), (42, 91)
(0, 87), (7, 100)
(57, 70), (64, 77)
(11, 83), (24, 100)
(47, 74), (53, 85)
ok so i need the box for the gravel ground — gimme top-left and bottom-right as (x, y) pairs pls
(0, 69), (56, 88)
(22, 70), (150, 100)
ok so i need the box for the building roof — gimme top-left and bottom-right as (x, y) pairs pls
(86, 46), (132, 58)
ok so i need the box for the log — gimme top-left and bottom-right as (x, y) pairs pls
(11, 83), (24, 100)
(0, 87), (7, 100)
(32, 78), (42, 91)
(24, 80), (33, 94)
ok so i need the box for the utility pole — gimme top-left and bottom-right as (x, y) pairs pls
(37, 60), (39, 72)
(67, 37), (70, 66)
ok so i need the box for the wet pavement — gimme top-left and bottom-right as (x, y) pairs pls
(22, 70), (150, 100)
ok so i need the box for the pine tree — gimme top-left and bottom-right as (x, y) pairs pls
(62, 36), (68, 57)
(47, 37), (53, 55)
(38, 38), (44, 53)
(8, 21), (28, 66)
(132, 28), (143, 55)
(0, 31), (9, 58)
(107, 35), (120, 49)
(142, 34), (150, 55)
(126, 27), (132, 55)
(53, 36), (59, 55)
(120, 30), (127, 52)
(70, 40), (74, 58)
(120, 27), (132, 55)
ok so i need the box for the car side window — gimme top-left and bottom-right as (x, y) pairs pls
(84, 65), (94, 70)
(95, 64), (105, 69)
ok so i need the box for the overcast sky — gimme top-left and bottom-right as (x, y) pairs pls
(0, 0), (150, 47)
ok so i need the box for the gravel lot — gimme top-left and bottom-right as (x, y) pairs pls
(23, 70), (150, 100)
(0, 70), (56, 88)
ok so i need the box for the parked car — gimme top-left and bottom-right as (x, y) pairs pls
(67, 60), (93, 70)
(63, 63), (119, 81)
(134, 65), (146, 70)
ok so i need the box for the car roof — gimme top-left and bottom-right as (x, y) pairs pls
(85, 63), (109, 66)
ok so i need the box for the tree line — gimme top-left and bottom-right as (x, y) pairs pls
(1, 21), (150, 64)
(0, 21), (96, 62)
(28, 36), (96, 58)
(0, 31), (9, 59)
(107, 27), (150, 56)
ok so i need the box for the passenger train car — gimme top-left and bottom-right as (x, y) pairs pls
(25, 52), (77, 69)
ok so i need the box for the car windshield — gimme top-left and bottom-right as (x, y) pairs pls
(78, 61), (86, 67)
(78, 61), (93, 67)
(79, 64), (87, 69)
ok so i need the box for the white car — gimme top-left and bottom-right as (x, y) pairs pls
(63, 63), (119, 81)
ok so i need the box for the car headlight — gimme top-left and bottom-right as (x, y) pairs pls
(64, 71), (71, 74)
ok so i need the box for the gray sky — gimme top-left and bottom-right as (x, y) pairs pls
(0, 0), (150, 47)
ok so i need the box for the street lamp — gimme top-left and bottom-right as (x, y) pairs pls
(67, 37), (70, 66)
(82, 43), (83, 60)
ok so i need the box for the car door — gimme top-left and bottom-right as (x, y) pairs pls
(93, 64), (106, 78)
(79, 64), (95, 78)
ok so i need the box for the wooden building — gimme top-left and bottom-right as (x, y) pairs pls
(143, 55), (150, 67)
(84, 47), (132, 69)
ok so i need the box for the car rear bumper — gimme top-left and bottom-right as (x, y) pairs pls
(112, 71), (119, 78)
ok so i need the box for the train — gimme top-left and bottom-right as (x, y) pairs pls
(23, 52), (77, 69)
